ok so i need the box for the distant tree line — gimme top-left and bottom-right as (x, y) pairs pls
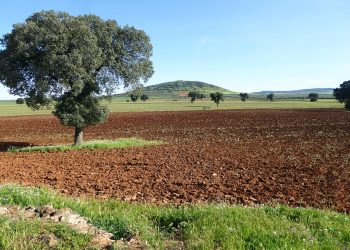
(126, 81), (350, 110)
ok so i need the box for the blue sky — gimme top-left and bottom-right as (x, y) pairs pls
(1, 0), (350, 99)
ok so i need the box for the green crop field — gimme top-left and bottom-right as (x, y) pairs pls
(0, 98), (343, 117)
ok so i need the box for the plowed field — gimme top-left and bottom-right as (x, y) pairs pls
(0, 109), (349, 212)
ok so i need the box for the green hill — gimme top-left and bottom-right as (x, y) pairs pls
(119, 80), (236, 99)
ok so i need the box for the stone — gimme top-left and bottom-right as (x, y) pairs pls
(38, 234), (58, 248)
(0, 207), (9, 215)
(116, 236), (148, 249)
(35, 205), (56, 218)
(0, 205), (115, 248)
(91, 235), (114, 249)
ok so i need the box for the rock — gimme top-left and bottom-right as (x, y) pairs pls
(38, 234), (58, 248)
(116, 236), (148, 249)
(50, 208), (72, 222)
(53, 209), (114, 245)
(58, 211), (97, 235)
(0, 205), (115, 248)
(0, 207), (9, 215)
(91, 235), (114, 249)
(129, 236), (148, 249)
(35, 205), (56, 218)
(22, 206), (36, 219)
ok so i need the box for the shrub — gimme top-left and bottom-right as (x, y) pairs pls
(130, 93), (139, 102)
(140, 94), (149, 101)
(16, 98), (25, 104)
(188, 91), (199, 103)
(266, 93), (274, 102)
(308, 93), (319, 102)
(239, 92), (249, 102)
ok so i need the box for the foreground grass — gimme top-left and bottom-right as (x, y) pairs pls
(0, 217), (92, 249)
(0, 185), (349, 249)
(0, 99), (343, 116)
(8, 138), (162, 153)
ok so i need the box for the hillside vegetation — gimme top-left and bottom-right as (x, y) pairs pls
(254, 88), (334, 95)
(120, 80), (236, 99)
(117, 81), (336, 100)
(252, 88), (335, 99)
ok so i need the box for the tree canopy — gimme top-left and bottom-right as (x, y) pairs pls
(333, 81), (350, 110)
(210, 92), (224, 107)
(308, 93), (319, 102)
(0, 11), (154, 144)
(188, 91), (206, 103)
(130, 93), (139, 102)
(239, 92), (249, 102)
(16, 98), (25, 104)
(140, 94), (149, 101)
(188, 91), (199, 103)
(266, 93), (275, 102)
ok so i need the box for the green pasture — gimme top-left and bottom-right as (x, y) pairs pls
(0, 98), (343, 117)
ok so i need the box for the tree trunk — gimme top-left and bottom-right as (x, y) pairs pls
(74, 127), (83, 146)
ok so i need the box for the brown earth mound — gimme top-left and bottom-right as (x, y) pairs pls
(0, 109), (349, 212)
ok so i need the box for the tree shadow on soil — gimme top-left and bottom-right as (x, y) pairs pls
(0, 142), (34, 152)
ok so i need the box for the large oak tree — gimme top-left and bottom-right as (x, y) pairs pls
(334, 81), (350, 110)
(0, 11), (153, 145)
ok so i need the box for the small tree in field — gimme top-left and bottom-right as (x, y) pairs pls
(140, 94), (149, 101)
(210, 92), (224, 107)
(130, 86), (143, 102)
(130, 93), (139, 102)
(239, 92), (249, 102)
(334, 80), (350, 110)
(308, 93), (319, 102)
(188, 91), (199, 103)
(16, 98), (25, 104)
(0, 11), (153, 145)
(266, 93), (275, 102)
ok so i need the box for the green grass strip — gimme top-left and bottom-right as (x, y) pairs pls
(0, 185), (349, 249)
(0, 217), (92, 249)
(8, 138), (163, 153)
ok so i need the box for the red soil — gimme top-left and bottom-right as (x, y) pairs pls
(0, 109), (349, 212)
